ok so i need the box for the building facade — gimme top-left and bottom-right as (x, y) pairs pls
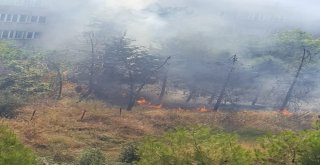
(0, 0), (50, 44)
(0, 0), (101, 49)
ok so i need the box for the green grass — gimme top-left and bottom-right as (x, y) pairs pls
(235, 128), (270, 141)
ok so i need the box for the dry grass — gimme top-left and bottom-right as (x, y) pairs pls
(1, 96), (317, 162)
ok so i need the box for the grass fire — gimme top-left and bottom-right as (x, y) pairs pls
(0, 0), (320, 164)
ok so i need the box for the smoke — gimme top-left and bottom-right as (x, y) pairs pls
(32, 0), (320, 109)
(96, 0), (320, 49)
(40, 0), (320, 50)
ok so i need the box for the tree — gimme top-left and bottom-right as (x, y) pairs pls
(158, 70), (168, 103)
(47, 58), (63, 100)
(245, 30), (320, 111)
(78, 32), (101, 102)
(98, 34), (170, 110)
(0, 42), (51, 117)
(271, 30), (320, 111)
(0, 125), (36, 164)
(213, 55), (238, 111)
(280, 49), (310, 111)
(160, 37), (228, 106)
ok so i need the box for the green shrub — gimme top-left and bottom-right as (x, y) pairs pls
(0, 92), (21, 118)
(256, 130), (320, 164)
(312, 120), (320, 130)
(119, 142), (140, 163)
(255, 131), (303, 164)
(300, 131), (320, 165)
(0, 42), (52, 118)
(78, 148), (107, 165)
(137, 126), (254, 165)
(0, 125), (36, 165)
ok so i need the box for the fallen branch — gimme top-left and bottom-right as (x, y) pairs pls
(80, 110), (87, 121)
(30, 110), (37, 121)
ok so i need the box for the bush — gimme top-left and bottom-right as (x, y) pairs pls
(256, 130), (320, 164)
(255, 131), (302, 164)
(0, 92), (21, 118)
(300, 131), (320, 165)
(77, 148), (107, 165)
(137, 126), (254, 165)
(0, 42), (51, 118)
(136, 126), (320, 164)
(119, 142), (140, 163)
(0, 125), (36, 165)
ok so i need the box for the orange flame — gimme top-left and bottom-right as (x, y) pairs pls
(136, 97), (148, 105)
(136, 97), (162, 109)
(198, 106), (209, 112)
(280, 108), (291, 117)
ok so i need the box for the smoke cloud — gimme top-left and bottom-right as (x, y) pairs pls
(96, 0), (320, 48)
(41, 0), (320, 50)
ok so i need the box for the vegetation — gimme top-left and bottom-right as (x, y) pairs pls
(256, 130), (320, 164)
(0, 125), (36, 165)
(119, 142), (140, 163)
(0, 14), (320, 165)
(137, 126), (320, 165)
(0, 96), (318, 164)
(138, 126), (253, 165)
(1, 30), (319, 116)
(77, 148), (107, 165)
(0, 42), (51, 118)
(75, 34), (170, 110)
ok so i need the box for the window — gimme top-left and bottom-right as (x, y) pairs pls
(26, 32), (33, 39)
(34, 32), (41, 39)
(1, 31), (9, 38)
(30, 16), (38, 23)
(9, 31), (15, 38)
(6, 14), (12, 22)
(0, 14), (5, 21)
(0, 31), (40, 40)
(38, 16), (46, 23)
(19, 15), (27, 22)
(15, 31), (24, 39)
(12, 14), (18, 22)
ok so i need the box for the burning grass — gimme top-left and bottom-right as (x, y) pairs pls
(136, 97), (163, 109)
(1, 98), (317, 163)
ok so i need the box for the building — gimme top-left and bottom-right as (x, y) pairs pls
(0, 0), (51, 45)
(0, 0), (103, 49)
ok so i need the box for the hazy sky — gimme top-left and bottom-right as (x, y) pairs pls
(96, 0), (320, 47)
(46, 0), (320, 50)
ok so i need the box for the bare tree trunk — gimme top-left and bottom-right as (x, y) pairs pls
(126, 99), (135, 111)
(126, 57), (171, 111)
(79, 32), (96, 102)
(126, 72), (148, 111)
(280, 49), (307, 111)
(186, 89), (196, 103)
(213, 55), (237, 111)
(127, 72), (136, 111)
(49, 62), (63, 100)
(126, 83), (147, 111)
(158, 73), (167, 103)
(251, 95), (259, 106)
(56, 67), (63, 100)
(251, 89), (261, 106)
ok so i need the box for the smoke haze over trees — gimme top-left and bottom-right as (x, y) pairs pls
(18, 0), (318, 111)
(3, 1), (320, 164)
(2, 0), (320, 114)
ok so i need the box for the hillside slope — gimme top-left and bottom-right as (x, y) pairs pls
(2, 97), (316, 163)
